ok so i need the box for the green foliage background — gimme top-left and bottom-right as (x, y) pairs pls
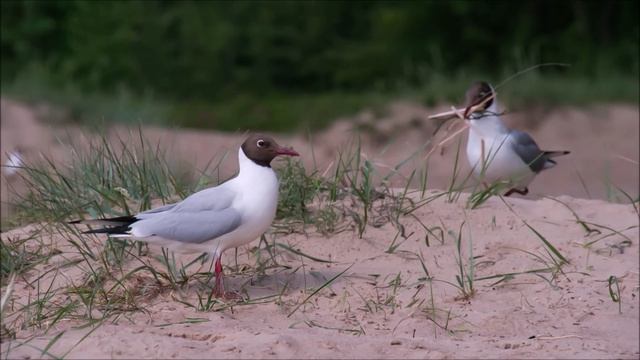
(1, 0), (638, 130)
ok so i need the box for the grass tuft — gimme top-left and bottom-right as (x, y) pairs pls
(12, 129), (205, 227)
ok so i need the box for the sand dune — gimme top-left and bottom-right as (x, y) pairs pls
(1, 98), (639, 208)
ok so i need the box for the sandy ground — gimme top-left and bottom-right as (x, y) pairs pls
(1, 194), (638, 359)
(1, 97), (639, 358)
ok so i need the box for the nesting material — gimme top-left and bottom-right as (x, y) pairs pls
(423, 92), (497, 160)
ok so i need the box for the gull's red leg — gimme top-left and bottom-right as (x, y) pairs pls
(211, 254), (242, 301)
(213, 256), (225, 298)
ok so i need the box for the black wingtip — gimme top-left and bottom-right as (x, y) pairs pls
(68, 215), (138, 225)
(98, 215), (138, 223)
(82, 226), (130, 235)
(68, 215), (138, 235)
(544, 150), (570, 158)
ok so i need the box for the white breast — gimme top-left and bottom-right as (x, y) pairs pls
(466, 107), (535, 189)
(203, 149), (279, 255)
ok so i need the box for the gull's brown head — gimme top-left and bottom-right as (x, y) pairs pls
(463, 81), (494, 119)
(241, 134), (299, 167)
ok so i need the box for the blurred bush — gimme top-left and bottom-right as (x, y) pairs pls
(3, 1), (638, 97)
(1, 1), (638, 130)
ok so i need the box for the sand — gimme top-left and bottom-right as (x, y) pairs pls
(1, 193), (638, 359)
(1, 98), (639, 358)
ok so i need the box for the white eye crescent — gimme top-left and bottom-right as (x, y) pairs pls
(257, 139), (266, 148)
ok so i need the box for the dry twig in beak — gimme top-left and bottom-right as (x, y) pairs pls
(427, 92), (497, 120)
(423, 90), (498, 161)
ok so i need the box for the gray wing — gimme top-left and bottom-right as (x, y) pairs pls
(137, 203), (177, 219)
(173, 186), (236, 212)
(132, 184), (241, 243)
(508, 130), (548, 173)
(132, 208), (242, 243)
(136, 185), (236, 219)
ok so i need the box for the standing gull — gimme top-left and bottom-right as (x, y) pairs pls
(463, 81), (569, 196)
(71, 134), (299, 298)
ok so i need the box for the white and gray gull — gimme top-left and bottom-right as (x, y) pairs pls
(463, 81), (569, 196)
(71, 134), (299, 298)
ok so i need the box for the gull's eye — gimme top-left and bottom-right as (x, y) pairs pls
(257, 139), (266, 148)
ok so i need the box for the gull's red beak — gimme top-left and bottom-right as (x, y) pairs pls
(276, 146), (299, 157)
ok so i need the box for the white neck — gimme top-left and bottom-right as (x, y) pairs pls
(468, 97), (508, 135)
(238, 147), (262, 172)
(236, 147), (277, 182)
(213, 146), (280, 254)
